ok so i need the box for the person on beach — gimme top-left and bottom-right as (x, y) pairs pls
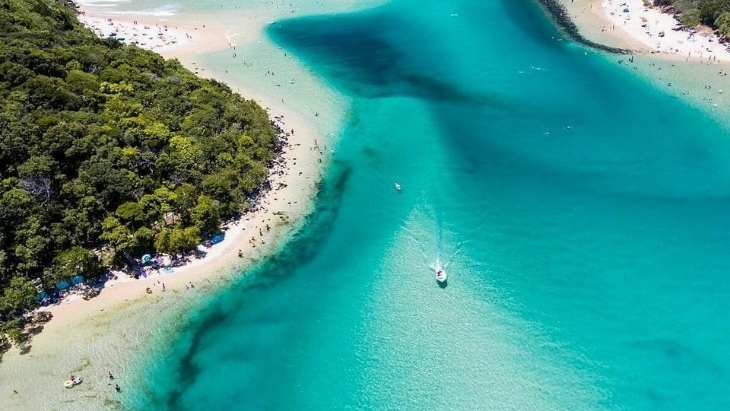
(114, 384), (121, 392)
(108, 371), (114, 380)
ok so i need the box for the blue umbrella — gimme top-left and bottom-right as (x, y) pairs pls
(56, 281), (70, 290)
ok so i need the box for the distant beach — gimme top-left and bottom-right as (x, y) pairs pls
(555, 0), (730, 122)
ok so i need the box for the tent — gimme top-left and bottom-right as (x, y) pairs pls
(211, 234), (224, 245)
(36, 291), (48, 301)
(71, 275), (84, 285)
(56, 281), (70, 290)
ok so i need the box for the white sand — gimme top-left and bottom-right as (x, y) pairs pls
(77, 12), (232, 57)
(601, 0), (730, 62)
(0, 3), (340, 410)
(558, 0), (730, 122)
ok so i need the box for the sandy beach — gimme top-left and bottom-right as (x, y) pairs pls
(0, 3), (341, 410)
(557, 0), (730, 123)
(77, 11), (236, 58)
(5, 0), (730, 408)
(559, 0), (730, 61)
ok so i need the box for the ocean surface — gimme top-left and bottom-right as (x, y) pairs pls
(115, 0), (730, 409)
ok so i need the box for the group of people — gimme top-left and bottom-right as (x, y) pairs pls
(109, 371), (121, 392)
(144, 281), (167, 294)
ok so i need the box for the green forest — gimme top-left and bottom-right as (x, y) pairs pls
(0, 0), (277, 339)
(654, 0), (730, 34)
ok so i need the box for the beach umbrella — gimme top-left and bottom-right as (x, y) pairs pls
(56, 281), (70, 290)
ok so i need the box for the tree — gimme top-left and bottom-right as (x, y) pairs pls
(100, 216), (134, 252)
(154, 228), (173, 255)
(170, 226), (200, 254)
(0, 188), (34, 222)
(115, 201), (145, 228)
(133, 227), (155, 251)
(0, 276), (38, 319)
(173, 183), (197, 223)
(137, 194), (163, 226)
(679, 8), (702, 27)
(191, 195), (221, 236)
(699, 0), (730, 25)
(155, 226), (200, 255)
(716, 11), (730, 36)
(0, 0), (277, 319)
(53, 246), (102, 281)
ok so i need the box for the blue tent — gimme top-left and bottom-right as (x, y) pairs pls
(71, 275), (84, 285)
(36, 291), (48, 301)
(211, 234), (224, 245)
(56, 281), (70, 290)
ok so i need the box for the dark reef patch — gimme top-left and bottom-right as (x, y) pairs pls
(266, 13), (508, 107)
(160, 163), (353, 410)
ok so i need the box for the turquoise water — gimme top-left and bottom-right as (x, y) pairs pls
(126, 0), (730, 409)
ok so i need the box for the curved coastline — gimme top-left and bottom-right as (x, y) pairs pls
(552, 0), (730, 122)
(534, 0), (631, 54)
(0, 2), (350, 410)
(4, 0), (730, 409)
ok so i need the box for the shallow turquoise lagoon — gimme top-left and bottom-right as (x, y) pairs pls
(126, 1), (730, 409)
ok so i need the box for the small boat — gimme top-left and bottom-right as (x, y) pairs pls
(394, 182), (401, 191)
(436, 268), (447, 283)
(64, 376), (82, 388)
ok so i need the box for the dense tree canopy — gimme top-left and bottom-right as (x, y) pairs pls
(654, 0), (730, 30)
(0, 0), (277, 322)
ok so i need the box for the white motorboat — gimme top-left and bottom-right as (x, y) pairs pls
(436, 268), (447, 283)
(394, 182), (401, 191)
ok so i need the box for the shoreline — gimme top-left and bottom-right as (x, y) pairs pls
(38, 2), (338, 333)
(552, 0), (730, 61)
(554, 0), (730, 123)
(31, 11), (326, 332)
(0, 2), (340, 409)
(535, 0), (631, 54)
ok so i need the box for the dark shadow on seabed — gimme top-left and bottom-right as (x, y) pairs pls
(159, 162), (353, 411)
(266, 11), (512, 108)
